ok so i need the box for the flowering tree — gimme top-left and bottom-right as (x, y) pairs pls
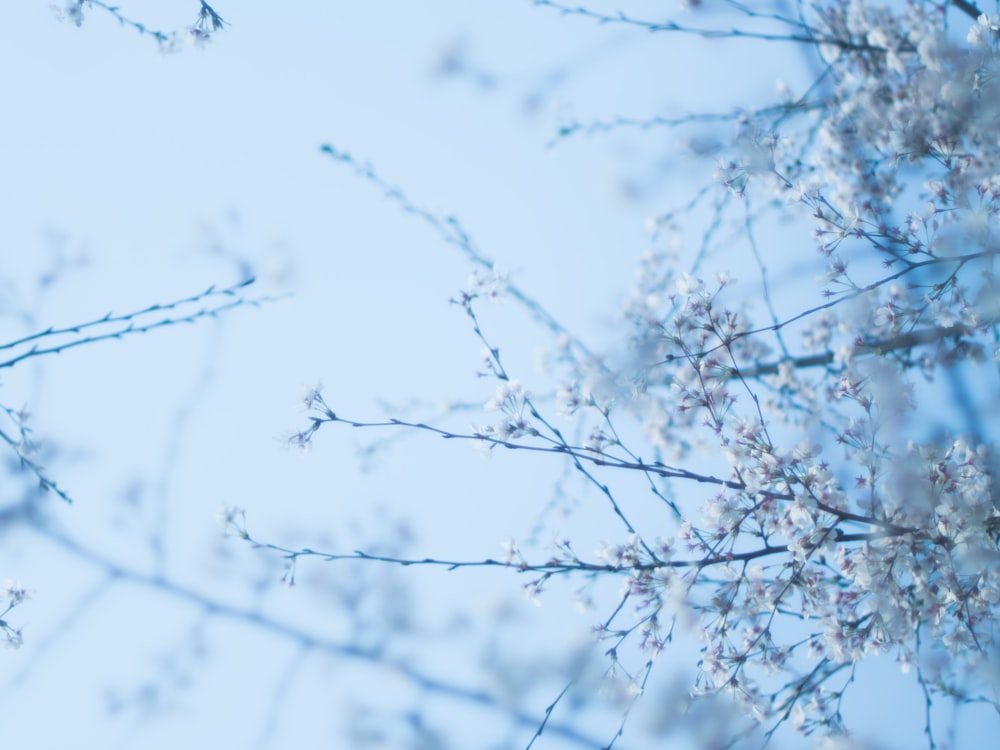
(15, 1), (1000, 748)
(225, 1), (1000, 747)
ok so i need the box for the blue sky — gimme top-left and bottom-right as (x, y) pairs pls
(1, 4), (695, 748)
(1, 2), (995, 749)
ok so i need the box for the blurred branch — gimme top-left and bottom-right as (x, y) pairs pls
(950, 1), (985, 22)
(33, 521), (625, 750)
(658, 248), (999, 368)
(550, 101), (822, 144)
(731, 322), (989, 379)
(531, 0), (882, 50)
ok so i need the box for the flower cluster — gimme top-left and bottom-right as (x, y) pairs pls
(452, 2), (1000, 742)
(476, 379), (537, 441)
(263, 2), (1000, 746)
(1, 580), (31, 650)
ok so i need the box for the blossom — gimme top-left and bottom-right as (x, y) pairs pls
(465, 265), (509, 303)
(968, 14), (999, 48)
(52, 1), (84, 27)
(214, 506), (247, 538)
(675, 272), (703, 296)
(484, 379), (526, 413)
(301, 381), (324, 410)
(522, 579), (544, 606)
(3, 627), (23, 651)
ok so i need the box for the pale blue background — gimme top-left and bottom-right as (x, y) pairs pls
(0, 2), (993, 749)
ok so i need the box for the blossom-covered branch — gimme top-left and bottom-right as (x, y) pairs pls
(52, 0), (227, 48)
(236, 2), (1000, 746)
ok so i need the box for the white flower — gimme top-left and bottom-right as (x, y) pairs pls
(4, 627), (23, 650)
(484, 379), (526, 412)
(968, 14), (999, 48)
(465, 265), (509, 303)
(215, 506), (247, 538)
(500, 538), (525, 567)
(301, 381), (324, 410)
(523, 579), (544, 606)
(3, 580), (31, 606)
(715, 271), (736, 288)
(556, 383), (583, 415)
(675, 272), (703, 296)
